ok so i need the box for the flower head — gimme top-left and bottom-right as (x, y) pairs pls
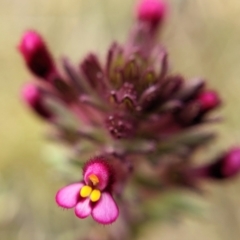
(56, 157), (119, 224)
(19, 0), (240, 234)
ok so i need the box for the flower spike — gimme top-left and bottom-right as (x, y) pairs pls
(18, 0), (240, 235)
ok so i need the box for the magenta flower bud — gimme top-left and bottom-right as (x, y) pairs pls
(192, 148), (240, 180)
(21, 83), (52, 119)
(56, 156), (119, 224)
(18, 30), (56, 79)
(210, 148), (240, 179)
(175, 90), (221, 126)
(197, 90), (221, 113)
(136, 0), (167, 27)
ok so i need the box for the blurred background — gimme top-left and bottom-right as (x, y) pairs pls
(1, 0), (240, 239)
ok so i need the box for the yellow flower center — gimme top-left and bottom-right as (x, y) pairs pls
(80, 185), (92, 198)
(80, 174), (101, 202)
(90, 189), (101, 202)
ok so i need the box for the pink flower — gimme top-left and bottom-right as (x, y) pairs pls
(55, 157), (119, 224)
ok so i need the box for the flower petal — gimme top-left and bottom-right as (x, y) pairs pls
(91, 192), (119, 224)
(75, 198), (92, 218)
(83, 157), (112, 191)
(56, 183), (84, 208)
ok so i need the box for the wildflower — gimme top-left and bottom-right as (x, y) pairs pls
(56, 157), (119, 224)
(19, 0), (240, 235)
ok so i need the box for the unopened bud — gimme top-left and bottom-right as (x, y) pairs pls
(209, 148), (240, 179)
(197, 90), (221, 113)
(192, 148), (240, 180)
(18, 30), (56, 80)
(21, 83), (52, 119)
(175, 90), (221, 126)
(136, 0), (167, 27)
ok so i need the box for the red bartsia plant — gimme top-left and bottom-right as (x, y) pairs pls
(19, 0), (240, 236)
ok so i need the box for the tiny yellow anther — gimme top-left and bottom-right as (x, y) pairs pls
(90, 189), (101, 202)
(89, 174), (99, 186)
(80, 185), (92, 198)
